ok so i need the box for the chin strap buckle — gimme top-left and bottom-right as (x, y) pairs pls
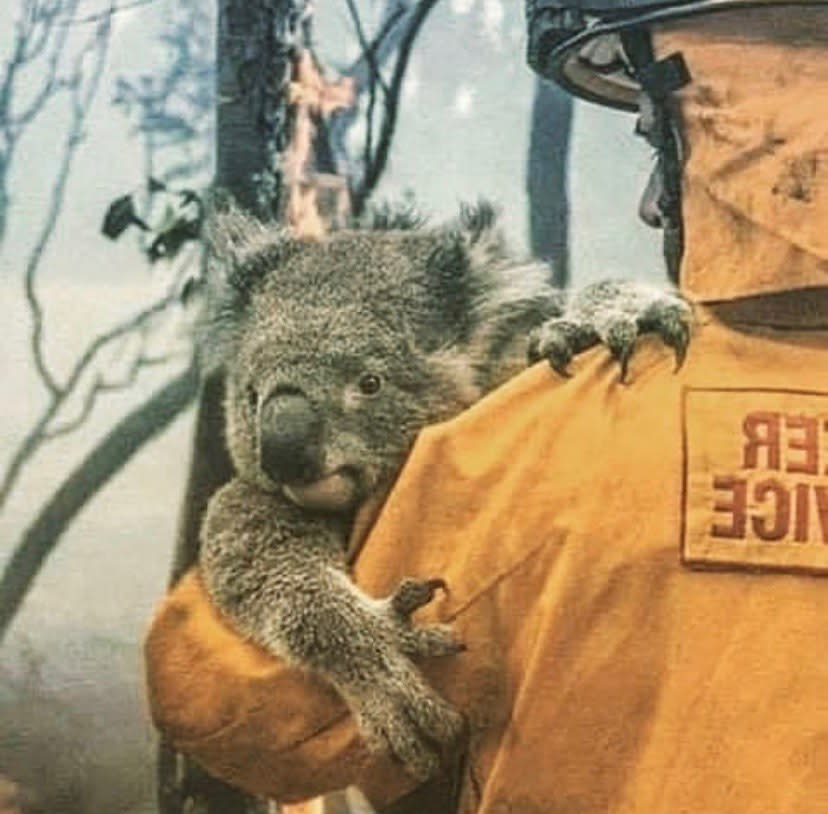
(638, 52), (692, 100)
(622, 31), (691, 284)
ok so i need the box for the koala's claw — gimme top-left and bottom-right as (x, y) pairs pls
(391, 577), (447, 618)
(528, 319), (580, 378)
(400, 624), (465, 659)
(657, 306), (692, 372)
(673, 336), (688, 371)
(603, 317), (639, 384)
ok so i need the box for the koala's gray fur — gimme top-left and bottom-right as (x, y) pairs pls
(197, 203), (691, 781)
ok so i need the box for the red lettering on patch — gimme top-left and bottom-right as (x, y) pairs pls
(752, 478), (790, 541)
(795, 483), (810, 543)
(786, 415), (819, 475)
(743, 411), (781, 469)
(815, 486), (828, 544)
(711, 476), (747, 539)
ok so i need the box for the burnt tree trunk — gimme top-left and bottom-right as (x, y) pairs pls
(215, 0), (305, 218)
(159, 3), (308, 814)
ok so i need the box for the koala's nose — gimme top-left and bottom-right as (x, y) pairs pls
(258, 390), (324, 484)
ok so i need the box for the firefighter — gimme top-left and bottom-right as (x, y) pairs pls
(145, 3), (828, 812)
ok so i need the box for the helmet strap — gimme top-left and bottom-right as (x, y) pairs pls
(621, 29), (691, 283)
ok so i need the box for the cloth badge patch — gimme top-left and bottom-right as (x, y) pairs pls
(683, 387), (828, 575)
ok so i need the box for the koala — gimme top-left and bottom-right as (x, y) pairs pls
(197, 203), (692, 781)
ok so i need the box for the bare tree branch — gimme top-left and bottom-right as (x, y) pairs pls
(326, 0), (425, 190)
(352, 0), (439, 213)
(0, 293), (178, 512)
(0, 364), (199, 643)
(344, 0), (390, 96)
(23, 6), (115, 394)
(343, 1), (412, 90)
(45, 353), (177, 439)
(343, 0), (385, 181)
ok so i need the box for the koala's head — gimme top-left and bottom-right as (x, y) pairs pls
(202, 203), (504, 511)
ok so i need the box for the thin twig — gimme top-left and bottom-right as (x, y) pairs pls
(45, 352), (177, 439)
(62, 0), (156, 26)
(344, 0), (390, 95)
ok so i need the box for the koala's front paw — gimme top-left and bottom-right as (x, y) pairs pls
(386, 577), (465, 659)
(531, 281), (693, 382)
(356, 671), (467, 780)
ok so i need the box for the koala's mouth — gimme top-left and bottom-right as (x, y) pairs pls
(282, 466), (362, 511)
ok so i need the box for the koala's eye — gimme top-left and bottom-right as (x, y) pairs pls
(358, 373), (382, 396)
(246, 385), (258, 411)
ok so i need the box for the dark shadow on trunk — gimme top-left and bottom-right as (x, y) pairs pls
(527, 76), (572, 289)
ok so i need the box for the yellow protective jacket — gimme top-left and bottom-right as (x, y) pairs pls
(146, 290), (828, 812)
(146, 25), (828, 811)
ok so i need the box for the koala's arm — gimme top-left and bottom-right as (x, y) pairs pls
(145, 569), (423, 807)
(199, 479), (465, 781)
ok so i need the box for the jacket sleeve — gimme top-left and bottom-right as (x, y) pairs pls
(144, 570), (419, 806)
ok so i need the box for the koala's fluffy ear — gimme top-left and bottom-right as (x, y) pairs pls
(203, 203), (297, 298)
(422, 201), (504, 345)
(199, 204), (298, 371)
(204, 205), (265, 286)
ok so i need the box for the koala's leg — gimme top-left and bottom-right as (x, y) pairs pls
(199, 480), (465, 781)
(531, 280), (693, 381)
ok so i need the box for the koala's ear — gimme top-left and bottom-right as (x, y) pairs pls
(203, 203), (297, 296)
(421, 202), (505, 344)
(203, 205), (264, 280)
